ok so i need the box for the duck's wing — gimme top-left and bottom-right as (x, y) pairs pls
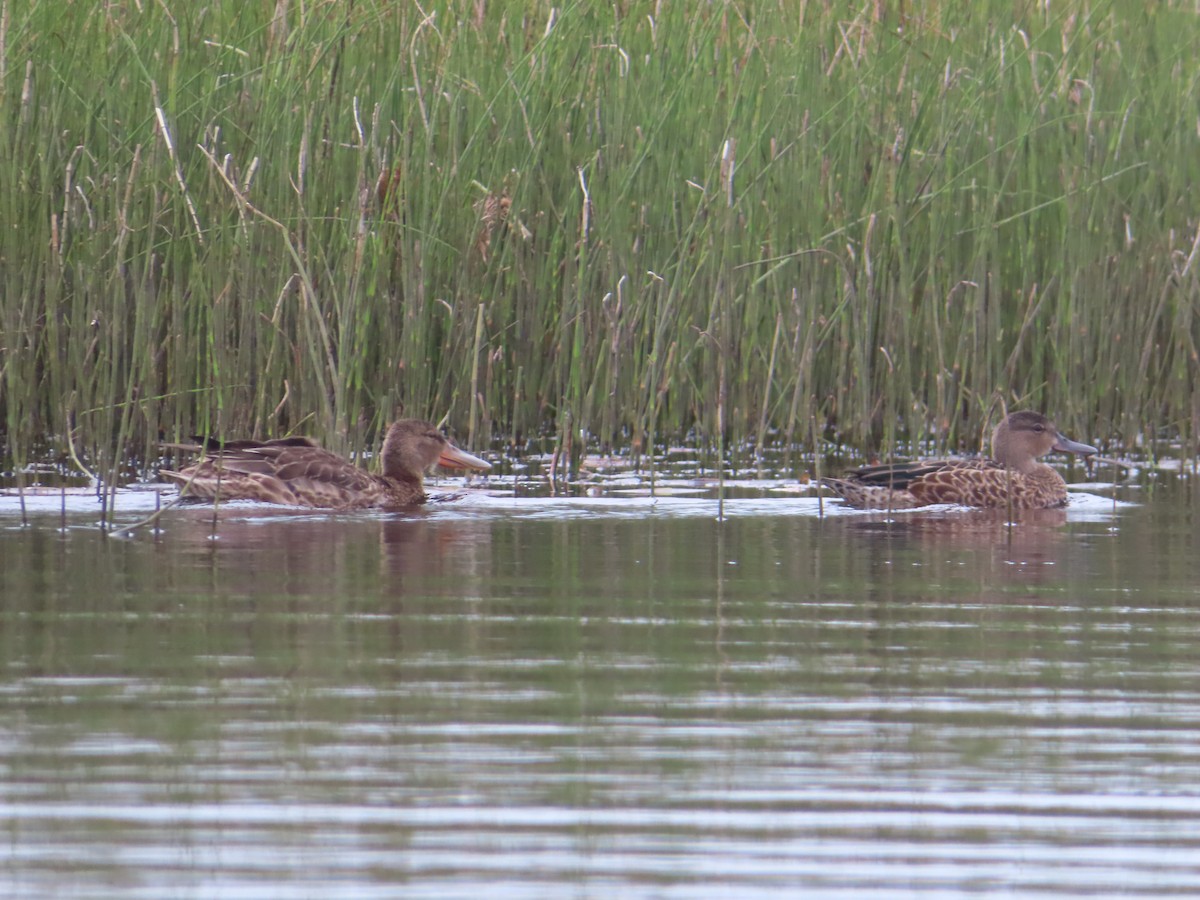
(166, 443), (384, 507)
(844, 456), (998, 490)
(163, 436), (323, 453)
(270, 452), (382, 492)
(220, 446), (388, 505)
(213, 436), (323, 452)
(209, 443), (346, 475)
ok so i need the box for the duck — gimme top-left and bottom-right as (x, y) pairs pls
(160, 418), (491, 509)
(821, 411), (1097, 509)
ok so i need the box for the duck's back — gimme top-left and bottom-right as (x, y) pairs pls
(843, 457), (997, 491)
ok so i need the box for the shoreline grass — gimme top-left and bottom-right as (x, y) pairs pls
(2, 1), (1199, 482)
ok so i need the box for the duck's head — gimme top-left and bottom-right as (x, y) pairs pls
(381, 419), (492, 480)
(992, 411), (1097, 472)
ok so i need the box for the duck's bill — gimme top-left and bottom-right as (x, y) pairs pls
(1053, 433), (1098, 457)
(438, 444), (492, 471)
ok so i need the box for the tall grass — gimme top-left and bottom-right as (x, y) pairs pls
(2, 0), (1199, 481)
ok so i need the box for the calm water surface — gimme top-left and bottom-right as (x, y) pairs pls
(0, 471), (1197, 898)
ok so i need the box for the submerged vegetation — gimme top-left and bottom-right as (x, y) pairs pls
(2, 1), (1199, 483)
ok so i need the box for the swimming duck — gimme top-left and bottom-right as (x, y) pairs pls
(161, 419), (491, 509)
(821, 411), (1096, 509)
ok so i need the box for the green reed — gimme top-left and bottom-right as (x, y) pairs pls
(2, 0), (1198, 481)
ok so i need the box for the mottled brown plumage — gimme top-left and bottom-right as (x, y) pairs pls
(161, 419), (491, 509)
(822, 411), (1096, 510)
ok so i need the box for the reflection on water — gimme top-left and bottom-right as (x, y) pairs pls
(1, 477), (1198, 898)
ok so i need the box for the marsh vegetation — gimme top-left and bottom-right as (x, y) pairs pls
(2, 1), (1198, 486)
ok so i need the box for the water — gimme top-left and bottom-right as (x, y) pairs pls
(1, 466), (1197, 898)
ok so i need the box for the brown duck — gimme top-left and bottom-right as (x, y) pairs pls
(161, 419), (491, 509)
(822, 411), (1096, 509)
